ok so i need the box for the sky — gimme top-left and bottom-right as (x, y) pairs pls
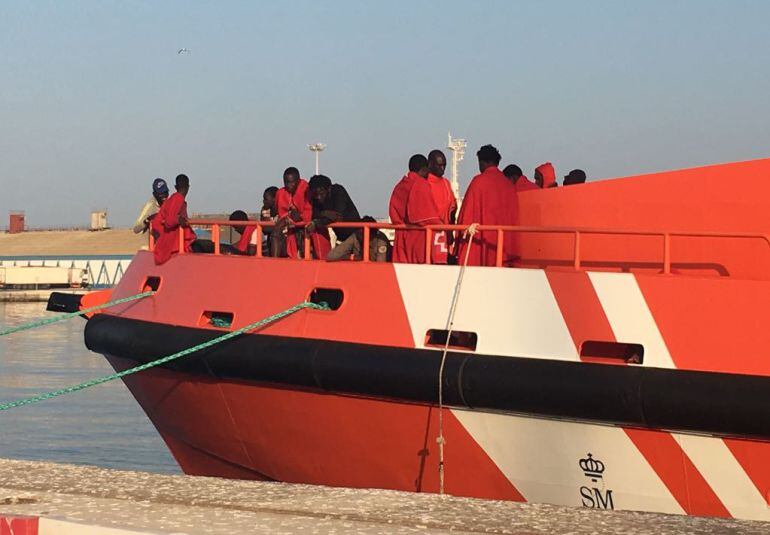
(1, 1), (770, 228)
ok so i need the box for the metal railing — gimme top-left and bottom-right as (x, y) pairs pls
(150, 219), (770, 273)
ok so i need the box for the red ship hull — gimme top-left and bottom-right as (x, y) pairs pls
(86, 158), (770, 520)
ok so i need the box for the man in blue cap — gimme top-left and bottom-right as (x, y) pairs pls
(132, 178), (169, 234)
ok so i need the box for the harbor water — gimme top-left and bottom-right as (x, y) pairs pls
(0, 300), (178, 473)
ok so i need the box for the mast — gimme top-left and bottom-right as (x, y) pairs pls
(446, 132), (467, 201)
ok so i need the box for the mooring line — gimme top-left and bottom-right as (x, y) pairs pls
(437, 223), (478, 496)
(0, 301), (329, 411)
(0, 291), (155, 337)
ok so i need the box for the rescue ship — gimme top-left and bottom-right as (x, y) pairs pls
(80, 158), (770, 521)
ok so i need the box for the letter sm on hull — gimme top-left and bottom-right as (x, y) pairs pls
(84, 158), (770, 521)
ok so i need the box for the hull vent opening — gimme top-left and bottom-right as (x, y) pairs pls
(309, 288), (344, 310)
(143, 276), (161, 292)
(425, 330), (478, 351)
(580, 341), (644, 364)
(199, 311), (234, 329)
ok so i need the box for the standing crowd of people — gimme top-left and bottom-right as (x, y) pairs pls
(133, 144), (586, 267)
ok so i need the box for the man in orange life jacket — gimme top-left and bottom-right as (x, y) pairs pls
(427, 149), (457, 264)
(455, 145), (519, 266)
(275, 167), (330, 259)
(153, 174), (197, 265)
(389, 154), (443, 264)
(503, 164), (539, 192)
(535, 162), (558, 188)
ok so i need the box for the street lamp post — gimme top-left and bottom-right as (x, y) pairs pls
(308, 143), (326, 175)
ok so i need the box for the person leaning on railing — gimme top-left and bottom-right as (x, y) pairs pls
(306, 174), (362, 259)
(153, 174), (197, 265)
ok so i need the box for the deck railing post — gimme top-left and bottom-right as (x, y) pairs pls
(496, 229), (504, 267)
(303, 231), (311, 260)
(178, 227), (185, 254)
(149, 233), (155, 251)
(256, 224), (263, 258)
(573, 231), (581, 270)
(663, 233), (671, 274)
(213, 224), (220, 255)
(362, 226), (370, 262)
(425, 228), (433, 264)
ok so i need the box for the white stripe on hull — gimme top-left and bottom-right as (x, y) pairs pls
(587, 272), (675, 369)
(394, 264), (579, 361)
(677, 434), (770, 521)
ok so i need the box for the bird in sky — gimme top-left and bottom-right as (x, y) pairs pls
(177, 48), (191, 55)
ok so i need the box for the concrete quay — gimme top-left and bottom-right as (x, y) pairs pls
(0, 459), (767, 534)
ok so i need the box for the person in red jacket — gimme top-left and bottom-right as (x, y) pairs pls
(153, 174), (197, 265)
(535, 162), (558, 188)
(427, 149), (457, 263)
(455, 145), (519, 266)
(275, 167), (330, 259)
(389, 154), (443, 264)
(229, 210), (257, 255)
(503, 164), (539, 192)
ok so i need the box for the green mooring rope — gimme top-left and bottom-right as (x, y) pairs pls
(0, 291), (155, 337)
(0, 301), (328, 411)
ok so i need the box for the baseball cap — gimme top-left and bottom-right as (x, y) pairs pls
(152, 178), (169, 195)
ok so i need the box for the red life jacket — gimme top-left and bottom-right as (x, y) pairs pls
(276, 179), (330, 259)
(153, 192), (196, 265)
(455, 166), (519, 266)
(389, 172), (442, 263)
(427, 173), (457, 264)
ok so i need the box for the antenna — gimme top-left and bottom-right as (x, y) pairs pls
(446, 132), (467, 201)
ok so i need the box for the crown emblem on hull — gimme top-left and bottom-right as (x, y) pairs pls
(579, 453), (605, 482)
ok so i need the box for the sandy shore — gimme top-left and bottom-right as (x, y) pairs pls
(0, 230), (145, 256)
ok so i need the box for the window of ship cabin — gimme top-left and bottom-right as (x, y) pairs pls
(424, 330), (478, 351)
(309, 288), (344, 310)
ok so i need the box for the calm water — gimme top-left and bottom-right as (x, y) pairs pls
(0, 301), (179, 473)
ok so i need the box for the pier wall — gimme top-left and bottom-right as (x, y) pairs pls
(0, 458), (767, 534)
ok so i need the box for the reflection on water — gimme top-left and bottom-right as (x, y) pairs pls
(0, 301), (179, 473)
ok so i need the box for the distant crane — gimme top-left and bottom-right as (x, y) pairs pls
(177, 48), (191, 55)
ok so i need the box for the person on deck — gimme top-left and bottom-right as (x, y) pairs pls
(327, 216), (392, 262)
(503, 164), (539, 192)
(133, 178), (169, 235)
(427, 150), (457, 264)
(275, 167), (330, 259)
(153, 174), (197, 265)
(307, 174), (360, 257)
(564, 169), (587, 186)
(229, 210), (257, 255)
(454, 145), (519, 266)
(260, 186), (279, 256)
(534, 162), (558, 188)
(389, 154), (443, 264)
